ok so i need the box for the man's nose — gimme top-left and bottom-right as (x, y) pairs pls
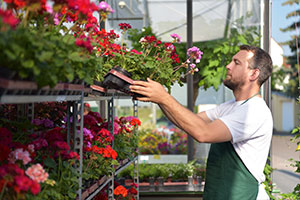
(226, 62), (232, 70)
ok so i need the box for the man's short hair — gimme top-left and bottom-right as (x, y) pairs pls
(240, 45), (273, 86)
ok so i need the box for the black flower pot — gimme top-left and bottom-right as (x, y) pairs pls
(103, 66), (145, 97)
(102, 66), (132, 93)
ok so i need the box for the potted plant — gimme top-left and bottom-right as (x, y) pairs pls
(0, 0), (114, 88)
(101, 23), (203, 94)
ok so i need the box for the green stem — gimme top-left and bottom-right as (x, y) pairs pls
(38, 184), (48, 198)
(58, 155), (62, 183)
(23, 8), (31, 28)
(84, 154), (94, 172)
(120, 31), (126, 68)
(0, 180), (7, 200)
(173, 56), (192, 72)
(57, 13), (67, 27)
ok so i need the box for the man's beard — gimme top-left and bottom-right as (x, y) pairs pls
(224, 78), (236, 90)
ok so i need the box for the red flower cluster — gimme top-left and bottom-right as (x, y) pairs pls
(88, 111), (103, 124)
(31, 127), (79, 160)
(0, 164), (40, 195)
(164, 43), (180, 64)
(0, 9), (19, 29)
(96, 128), (113, 144)
(128, 187), (138, 195)
(89, 145), (117, 160)
(113, 185), (128, 197)
(0, 144), (10, 162)
(75, 36), (93, 54)
(67, 0), (98, 15)
(101, 145), (117, 159)
(4, 0), (26, 9)
(0, 127), (12, 146)
(94, 29), (121, 57)
(144, 35), (157, 44)
(130, 49), (142, 55)
(130, 118), (141, 126)
(119, 23), (132, 31)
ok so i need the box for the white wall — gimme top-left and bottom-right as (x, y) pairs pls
(270, 37), (284, 67)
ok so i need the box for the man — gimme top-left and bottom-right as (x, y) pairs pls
(130, 45), (273, 200)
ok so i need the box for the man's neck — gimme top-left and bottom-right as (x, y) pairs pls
(233, 86), (260, 101)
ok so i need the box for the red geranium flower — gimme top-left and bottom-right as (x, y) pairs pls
(128, 187), (138, 195)
(114, 185), (128, 197)
(0, 144), (11, 162)
(0, 9), (19, 28)
(30, 180), (41, 195)
(130, 118), (141, 126)
(119, 23), (132, 31)
(0, 127), (12, 145)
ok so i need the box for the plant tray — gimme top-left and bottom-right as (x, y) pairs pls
(0, 78), (87, 97)
(103, 68), (144, 97)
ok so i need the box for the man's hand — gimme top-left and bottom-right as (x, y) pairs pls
(129, 78), (169, 104)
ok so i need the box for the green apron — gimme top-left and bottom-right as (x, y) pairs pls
(203, 142), (258, 200)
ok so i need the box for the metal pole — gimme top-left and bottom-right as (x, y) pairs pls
(143, 0), (150, 27)
(263, 0), (272, 178)
(133, 100), (139, 200)
(263, 0), (271, 108)
(187, 0), (194, 161)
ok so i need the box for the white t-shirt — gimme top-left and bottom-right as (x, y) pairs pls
(205, 96), (273, 200)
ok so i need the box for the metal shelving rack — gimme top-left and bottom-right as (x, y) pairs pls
(0, 78), (139, 200)
(83, 91), (139, 200)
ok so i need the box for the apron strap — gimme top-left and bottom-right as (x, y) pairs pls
(203, 142), (258, 200)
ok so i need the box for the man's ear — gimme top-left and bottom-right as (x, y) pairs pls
(249, 68), (260, 82)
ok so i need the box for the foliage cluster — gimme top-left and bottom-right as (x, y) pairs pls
(0, 0), (203, 92)
(117, 161), (205, 182)
(277, 0), (300, 98)
(128, 20), (260, 97)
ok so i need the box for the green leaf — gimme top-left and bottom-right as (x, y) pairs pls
(44, 158), (57, 169)
(23, 60), (34, 68)
(69, 52), (83, 62)
(32, 66), (41, 75)
(4, 50), (17, 60)
(208, 60), (219, 67)
(237, 35), (247, 44)
(39, 51), (54, 62)
(63, 35), (75, 45)
(223, 45), (230, 54)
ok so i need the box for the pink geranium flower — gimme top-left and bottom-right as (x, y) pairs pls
(98, 1), (114, 13)
(8, 148), (32, 165)
(32, 138), (48, 150)
(187, 46), (203, 63)
(170, 33), (181, 43)
(25, 164), (48, 183)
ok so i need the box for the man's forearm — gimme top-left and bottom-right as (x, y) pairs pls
(158, 104), (184, 130)
(158, 94), (208, 142)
